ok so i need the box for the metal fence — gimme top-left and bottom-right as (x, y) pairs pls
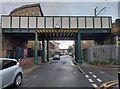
(83, 45), (120, 63)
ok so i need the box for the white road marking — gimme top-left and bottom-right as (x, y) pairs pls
(89, 72), (92, 74)
(100, 71), (105, 73)
(73, 71), (76, 74)
(77, 65), (86, 74)
(97, 78), (102, 82)
(92, 84), (98, 88)
(33, 76), (37, 78)
(71, 63), (75, 66)
(88, 79), (94, 82)
(85, 75), (89, 78)
(93, 75), (97, 78)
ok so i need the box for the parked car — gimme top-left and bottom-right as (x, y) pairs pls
(69, 53), (74, 57)
(53, 54), (60, 60)
(0, 58), (23, 88)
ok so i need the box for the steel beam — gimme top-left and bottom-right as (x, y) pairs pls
(75, 38), (78, 62)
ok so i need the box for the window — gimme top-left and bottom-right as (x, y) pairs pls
(2, 60), (17, 69)
(32, 10), (34, 16)
(22, 12), (24, 16)
(19, 13), (21, 16)
(26, 11), (28, 16)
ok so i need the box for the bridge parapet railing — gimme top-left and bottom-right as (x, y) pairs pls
(1, 16), (112, 31)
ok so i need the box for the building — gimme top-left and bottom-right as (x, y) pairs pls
(1, 3), (56, 65)
(81, 40), (94, 49)
(27, 41), (42, 50)
(59, 49), (69, 55)
(10, 3), (43, 16)
(3, 3), (56, 56)
(111, 19), (120, 44)
(45, 42), (55, 59)
(52, 41), (60, 52)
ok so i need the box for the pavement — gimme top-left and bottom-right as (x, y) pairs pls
(22, 58), (53, 75)
(22, 62), (41, 75)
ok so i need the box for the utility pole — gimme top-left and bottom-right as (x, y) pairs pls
(94, 6), (98, 16)
(94, 6), (106, 16)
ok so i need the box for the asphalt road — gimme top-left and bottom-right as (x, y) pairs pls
(15, 55), (93, 88)
(79, 62), (119, 88)
(11, 55), (118, 89)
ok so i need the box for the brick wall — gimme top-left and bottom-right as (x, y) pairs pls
(11, 6), (41, 16)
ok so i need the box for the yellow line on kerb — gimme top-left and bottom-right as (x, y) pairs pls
(97, 80), (118, 89)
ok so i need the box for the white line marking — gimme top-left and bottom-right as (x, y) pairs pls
(88, 79), (94, 82)
(100, 71), (105, 73)
(92, 84), (98, 88)
(97, 78), (102, 82)
(89, 72), (92, 74)
(85, 75), (89, 78)
(73, 71), (76, 74)
(71, 63), (75, 66)
(93, 75), (97, 78)
(33, 76), (37, 78)
(77, 65), (86, 74)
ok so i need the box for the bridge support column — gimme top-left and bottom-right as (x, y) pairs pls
(34, 31), (38, 64)
(75, 39), (78, 62)
(42, 40), (45, 62)
(47, 39), (49, 61)
(76, 33), (82, 64)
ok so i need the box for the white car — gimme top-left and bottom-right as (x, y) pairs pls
(53, 55), (60, 60)
(0, 58), (23, 88)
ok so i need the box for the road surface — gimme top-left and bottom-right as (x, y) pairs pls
(12, 55), (118, 88)
(15, 55), (92, 88)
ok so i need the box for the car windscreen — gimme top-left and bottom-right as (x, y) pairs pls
(54, 55), (59, 57)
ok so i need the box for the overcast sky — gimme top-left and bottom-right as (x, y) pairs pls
(1, 1), (119, 20)
(0, 0), (120, 49)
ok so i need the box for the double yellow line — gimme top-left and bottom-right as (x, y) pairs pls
(97, 80), (118, 89)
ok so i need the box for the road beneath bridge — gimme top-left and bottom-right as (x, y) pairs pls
(11, 55), (118, 88)
(14, 55), (92, 88)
